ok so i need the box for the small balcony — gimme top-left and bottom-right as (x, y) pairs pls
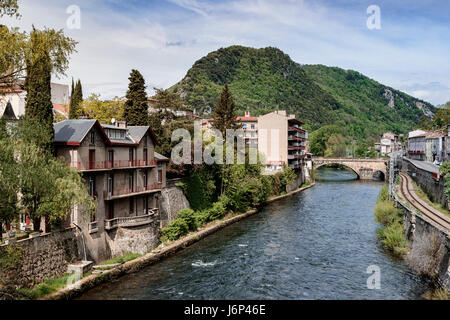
(71, 159), (157, 171)
(104, 208), (158, 231)
(103, 183), (163, 200)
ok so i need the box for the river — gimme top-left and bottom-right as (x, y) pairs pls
(78, 167), (428, 300)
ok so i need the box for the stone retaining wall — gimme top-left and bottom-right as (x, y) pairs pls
(0, 228), (81, 289)
(394, 191), (450, 290)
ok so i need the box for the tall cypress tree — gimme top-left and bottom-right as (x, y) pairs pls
(69, 78), (83, 119)
(213, 84), (239, 136)
(24, 29), (54, 154)
(123, 69), (148, 126)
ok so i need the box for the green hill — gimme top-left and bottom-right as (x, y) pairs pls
(171, 45), (435, 141)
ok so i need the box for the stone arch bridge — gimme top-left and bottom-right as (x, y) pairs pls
(313, 157), (387, 180)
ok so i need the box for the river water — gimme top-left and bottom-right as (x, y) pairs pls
(79, 167), (428, 300)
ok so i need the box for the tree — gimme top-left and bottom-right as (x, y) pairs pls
(24, 28), (55, 154)
(10, 121), (96, 232)
(0, 2), (76, 89)
(212, 84), (239, 136)
(309, 125), (343, 156)
(0, 0), (19, 18)
(324, 134), (347, 157)
(69, 79), (83, 119)
(81, 93), (124, 124)
(123, 69), (148, 126)
(0, 119), (18, 241)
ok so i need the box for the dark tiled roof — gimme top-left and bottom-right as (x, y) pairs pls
(154, 152), (169, 162)
(54, 119), (97, 143)
(128, 126), (150, 143)
(1, 101), (17, 120)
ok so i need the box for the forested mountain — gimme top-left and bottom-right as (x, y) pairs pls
(171, 45), (435, 142)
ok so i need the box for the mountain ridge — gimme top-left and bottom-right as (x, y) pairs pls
(171, 45), (435, 141)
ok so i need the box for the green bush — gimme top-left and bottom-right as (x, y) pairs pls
(101, 253), (142, 265)
(177, 208), (197, 231)
(374, 200), (402, 226)
(161, 218), (189, 241)
(378, 222), (408, 255)
(207, 200), (226, 221)
(195, 210), (210, 226)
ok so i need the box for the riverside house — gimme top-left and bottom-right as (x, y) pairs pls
(53, 119), (168, 262)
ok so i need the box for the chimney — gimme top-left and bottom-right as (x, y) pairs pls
(116, 120), (127, 128)
(245, 110), (250, 117)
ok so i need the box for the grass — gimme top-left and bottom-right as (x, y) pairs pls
(101, 253), (142, 265)
(425, 288), (450, 300)
(374, 185), (409, 256)
(17, 273), (72, 299)
(411, 181), (450, 217)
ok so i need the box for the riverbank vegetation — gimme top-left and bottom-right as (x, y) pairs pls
(374, 185), (408, 255)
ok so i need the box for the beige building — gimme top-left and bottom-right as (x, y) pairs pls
(54, 119), (168, 262)
(257, 110), (308, 173)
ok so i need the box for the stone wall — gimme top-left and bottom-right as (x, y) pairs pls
(0, 228), (81, 289)
(105, 217), (160, 257)
(402, 158), (447, 207)
(159, 184), (191, 228)
(396, 199), (450, 290)
(286, 169), (305, 193)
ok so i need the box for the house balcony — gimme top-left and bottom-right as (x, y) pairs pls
(104, 208), (158, 231)
(288, 135), (306, 141)
(288, 146), (305, 151)
(288, 154), (306, 160)
(72, 159), (157, 171)
(288, 126), (306, 134)
(103, 183), (163, 200)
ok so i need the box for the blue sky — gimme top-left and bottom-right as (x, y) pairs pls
(3, 0), (450, 105)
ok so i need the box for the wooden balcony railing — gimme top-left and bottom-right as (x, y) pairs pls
(71, 159), (157, 171)
(103, 183), (163, 200)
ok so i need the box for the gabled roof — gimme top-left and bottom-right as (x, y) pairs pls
(54, 119), (100, 145)
(54, 119), (160, 146)
(154, 151), (169, 162)
(1, 101), (17, 120)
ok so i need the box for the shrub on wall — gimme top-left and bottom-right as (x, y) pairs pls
(177, 208), (197, 231)
(161, 219), (189, 241)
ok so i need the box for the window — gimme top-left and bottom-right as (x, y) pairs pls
(120, 131), (125, 139)
(251, 124), (255, 129)
(143, 172), (147, 189)
(129, 198), (134, 214)
(243, 124), (247, 129)
(143, 148), (148, 165)
(89, 150), (95, 169)
(108, 202), (114, 220)
(144, 135), (147, 146)
(108, 174), (114, 195)
(89, 176), (95, 197)
(129, 172), (134, 192)
(108, 150), (114, 168)
(129, 148), (134, 165)
(157, 165), (162, 183)
(143, 197), (147, 215)
(90, 131), (95, 145)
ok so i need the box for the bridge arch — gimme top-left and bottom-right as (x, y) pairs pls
(314, 162), (361, 179)
(313, 158), (387, 181)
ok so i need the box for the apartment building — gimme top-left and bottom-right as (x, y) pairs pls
(408, 130), (427, 161)
(257, 110), (308, 173)
(425, 131), (445, 163)
(375, 132), (401, 156)
(53, 119), (168, 262)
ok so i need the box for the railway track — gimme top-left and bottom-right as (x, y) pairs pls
(398, 172), (450, 232)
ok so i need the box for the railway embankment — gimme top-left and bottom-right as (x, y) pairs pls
(391, 167), (450, 291)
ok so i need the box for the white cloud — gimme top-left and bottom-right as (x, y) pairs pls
(3, 0), (450, 105)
